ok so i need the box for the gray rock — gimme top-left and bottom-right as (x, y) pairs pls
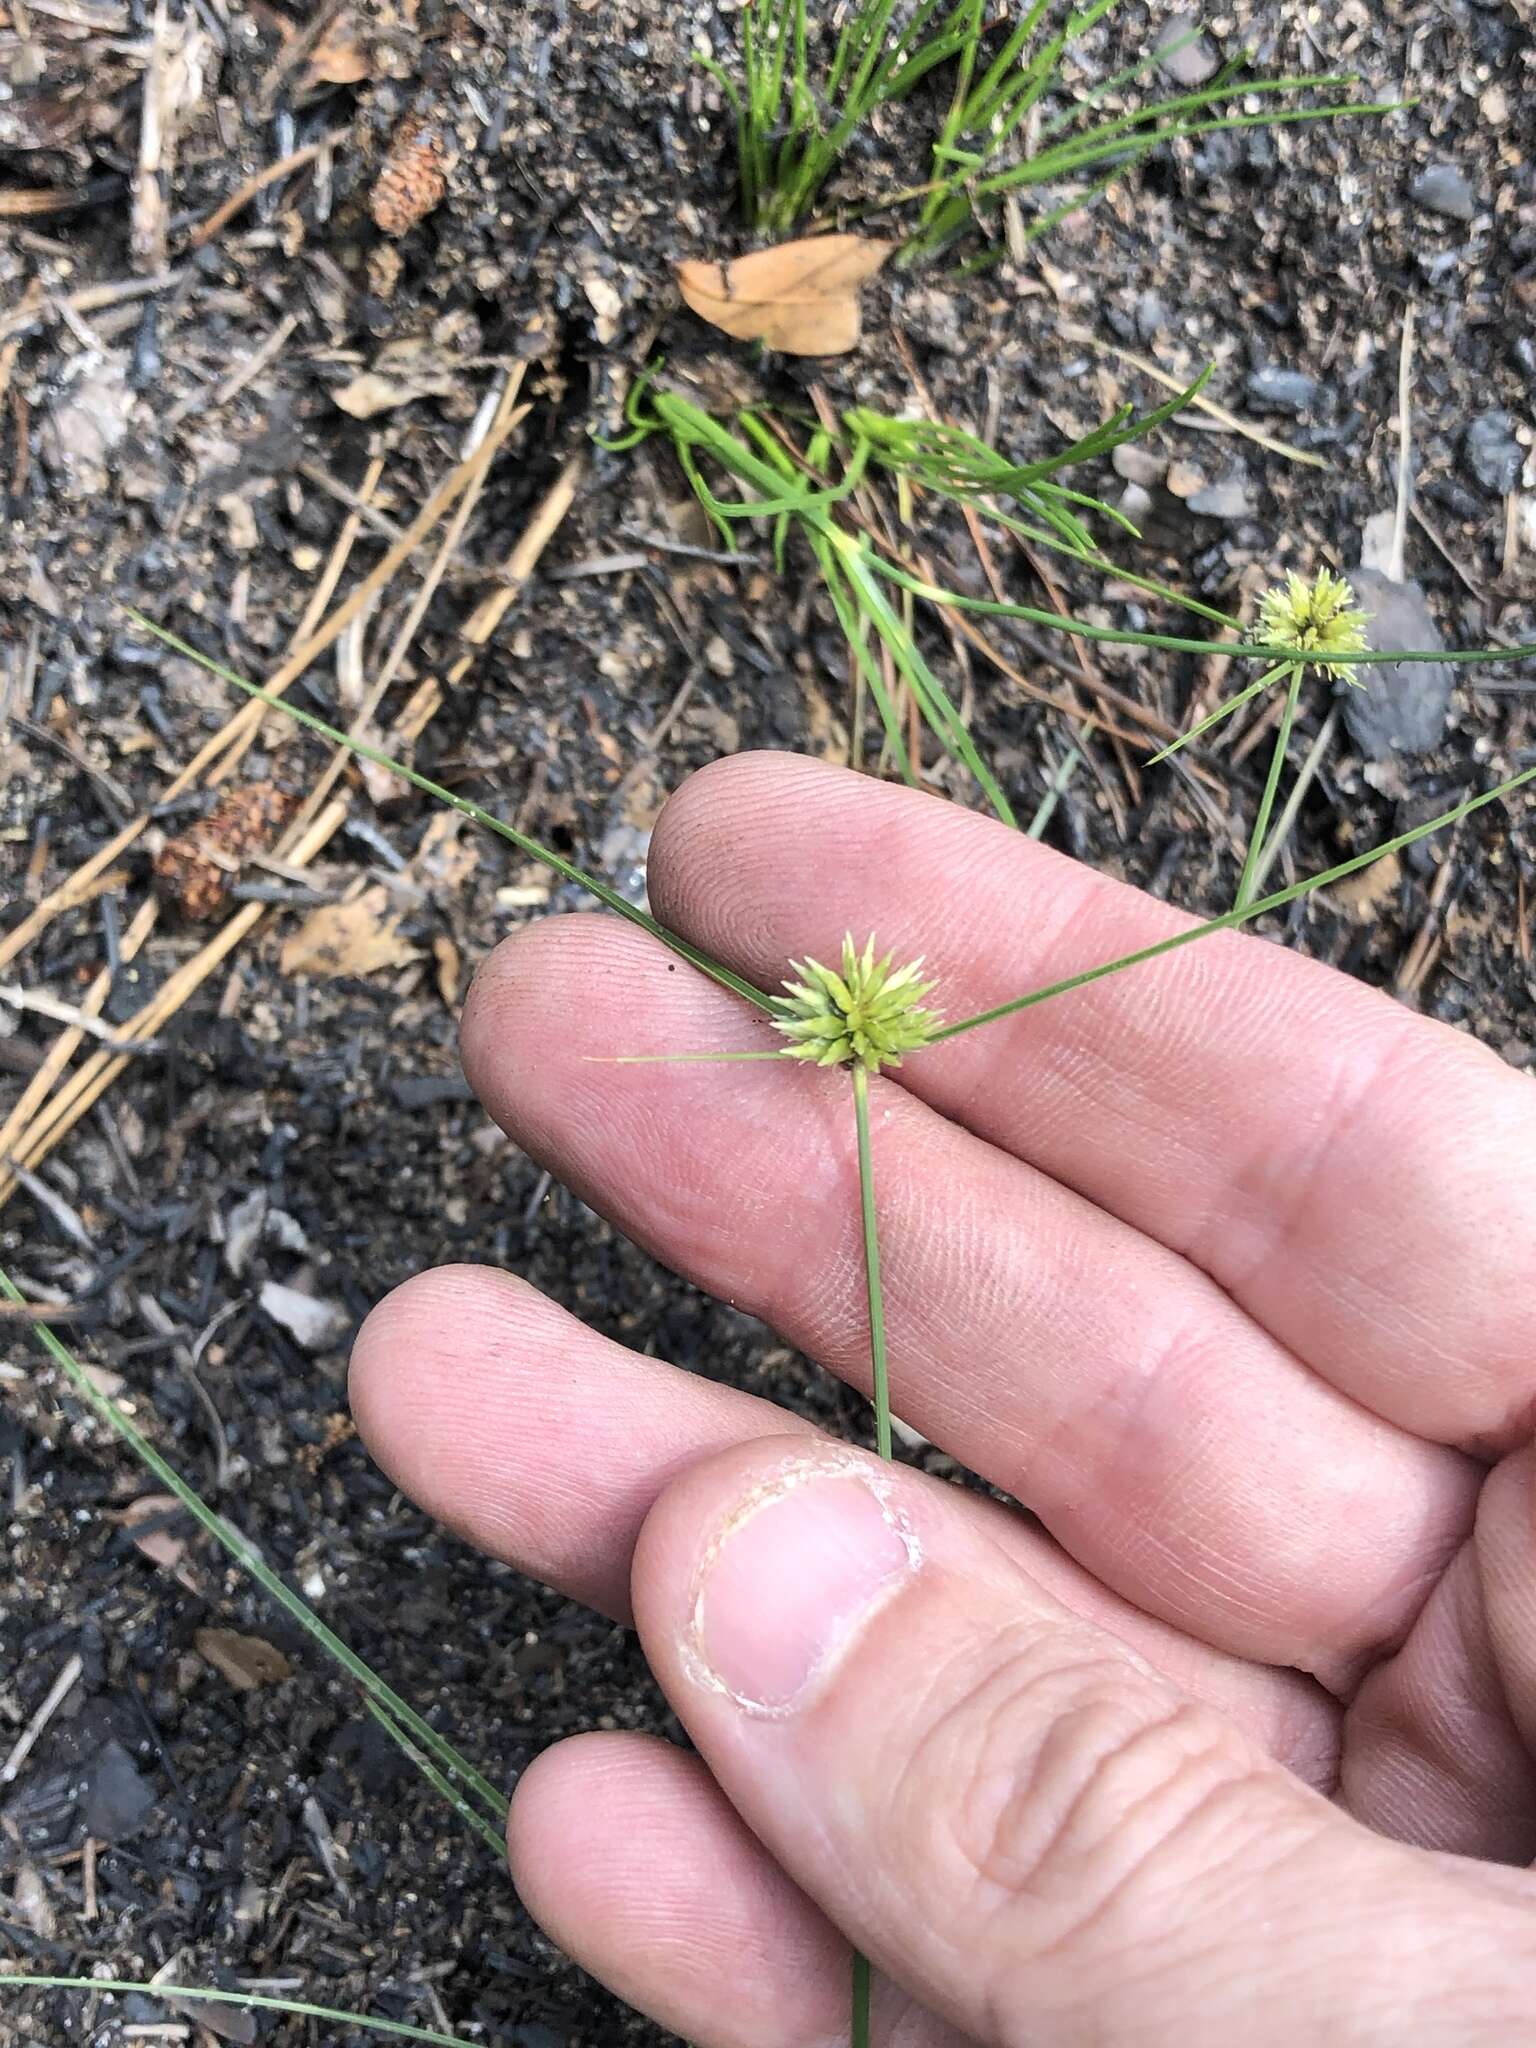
(1337, 567), (1453, 761)
(1464, 410), (1524, 495)
(1186, 468), (1256, 519)
(1156, 12), (1218, 85)
(1134, 289), (1170, 341)
(1410, 162), (1477, 222)
(1246, 365), (1318, 415)
(84, 1739), (156, 1840)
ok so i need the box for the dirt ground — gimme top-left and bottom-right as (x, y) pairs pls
(3, 0), (1534, 2041)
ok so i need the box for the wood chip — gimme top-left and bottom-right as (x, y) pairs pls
(675, 235), (894, 356)
(280, 886), (421, 977)
(194, 1627), (294, 1692)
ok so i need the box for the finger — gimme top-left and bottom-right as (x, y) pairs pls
(508, 1732), (963, 2048)
(634, 1436), (1536, 2048)
(460, 914), (1475, 1687)
(348, 1264), (1335, 1767)
(647, 753), (1536, 1453)
(1474, 1444), (1536, 1771)
(1340, 1536), (1536, 1861)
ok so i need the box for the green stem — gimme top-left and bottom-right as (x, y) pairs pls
(0, 1979), (470, 2046)
(850, 1064), (892, 1464)
(1234, 663), (1303, 911)
(1, 1268), (508, 1834)
(933, 756), (1536, 1043)
(852, 1947), (872, 2048)
(124, 614), (776, 1017)
(849, 1058), (891, 2048)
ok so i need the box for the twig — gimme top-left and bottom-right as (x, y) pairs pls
(0, 805), (347, 1210)
(186, 135), (345, 248)
(0, 982), (160, 1048)
(1390, 299), (1415, 584)
(1, 1654), (83, 1784)
(0, 270), (181, 346)
(0, 899), (157, 1172)
(284, 375), (529, 841)
(254, 0), (348, 114)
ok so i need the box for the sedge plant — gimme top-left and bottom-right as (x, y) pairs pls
(15, 607), (1533, 2048)
(608, 369), (1233, 822)
(699, 0), (1399, 261)
(909, 0), (1400, 264)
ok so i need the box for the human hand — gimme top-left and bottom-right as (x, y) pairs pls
(352, 753), (1536, 2046)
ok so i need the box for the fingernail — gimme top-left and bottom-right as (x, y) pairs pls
(688, 1456), (922, 1717)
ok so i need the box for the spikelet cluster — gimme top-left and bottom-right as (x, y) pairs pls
(770, 934), (941, 1072)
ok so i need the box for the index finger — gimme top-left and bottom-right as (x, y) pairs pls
(650, 753), (1536, 1452)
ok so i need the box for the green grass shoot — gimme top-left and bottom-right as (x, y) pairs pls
(1, 1263), (509, 1858)
(0, 1977), (472, 2045)
(699, 0), (978, 232)
(909, 1), (1402, 263)
(698, 0), (1400, 260)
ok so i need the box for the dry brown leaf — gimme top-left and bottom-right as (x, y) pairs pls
(333, 366), (456, 418)
(195, 1627), (294, 1692)
(281, 887), (421, 978)
(675, 235), (894, 357)
(117, 1492), (187, 1570)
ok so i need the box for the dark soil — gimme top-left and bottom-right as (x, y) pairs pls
(3, 1), (1534, 2042)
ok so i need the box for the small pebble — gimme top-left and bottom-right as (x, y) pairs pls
(1156, 12), (1218, 85)
(1409, 162), (1477, 222)
(1464, 411), (1523, 495)
(84, 1740), (156, 1841)
(1338, 568), (1452, 761)
(1245, 365), (1317, 415)
(1186, 468), (1256, 520)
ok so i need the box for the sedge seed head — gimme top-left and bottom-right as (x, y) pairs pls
(1254, 568), (1372, 685)
(769, 933), (942, 1073)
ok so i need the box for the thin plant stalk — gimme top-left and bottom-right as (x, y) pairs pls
(852, 1948), (873, 2048)
(0, 1978), (470, 2046)
(850, 1063), (893, 1462)
(850, 1055), (893, 2048)
(124, 616), (775, 1016)
(0, 1265), (507, 1836)
(149, 615), (1536, 1041)
(932, 755), (1536, 1043)
(1234, 663), (1303, 911)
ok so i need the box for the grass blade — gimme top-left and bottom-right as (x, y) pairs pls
(125, 613), (775, 1015)
(0, 1978), (472, 2046)
(933, 757), (1536, 1043)
(1, 1268), (508, 1832)
(1234, 664), (1302, 910)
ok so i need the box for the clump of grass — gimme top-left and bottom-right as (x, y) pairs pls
(699, 0), (1399, 260)
(908, 0), (1399, 263)
(698, 0), (977, 234)
(607, 369), (1223, 822)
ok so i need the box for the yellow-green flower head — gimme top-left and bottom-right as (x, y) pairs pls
(1255, 567), (1372, 685)
(770, 934), (942, 1073)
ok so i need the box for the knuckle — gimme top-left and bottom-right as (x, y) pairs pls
(899, 1628), (1293, 1981)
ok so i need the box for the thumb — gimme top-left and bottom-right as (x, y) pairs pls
(633, 1437), (1536, 2047)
